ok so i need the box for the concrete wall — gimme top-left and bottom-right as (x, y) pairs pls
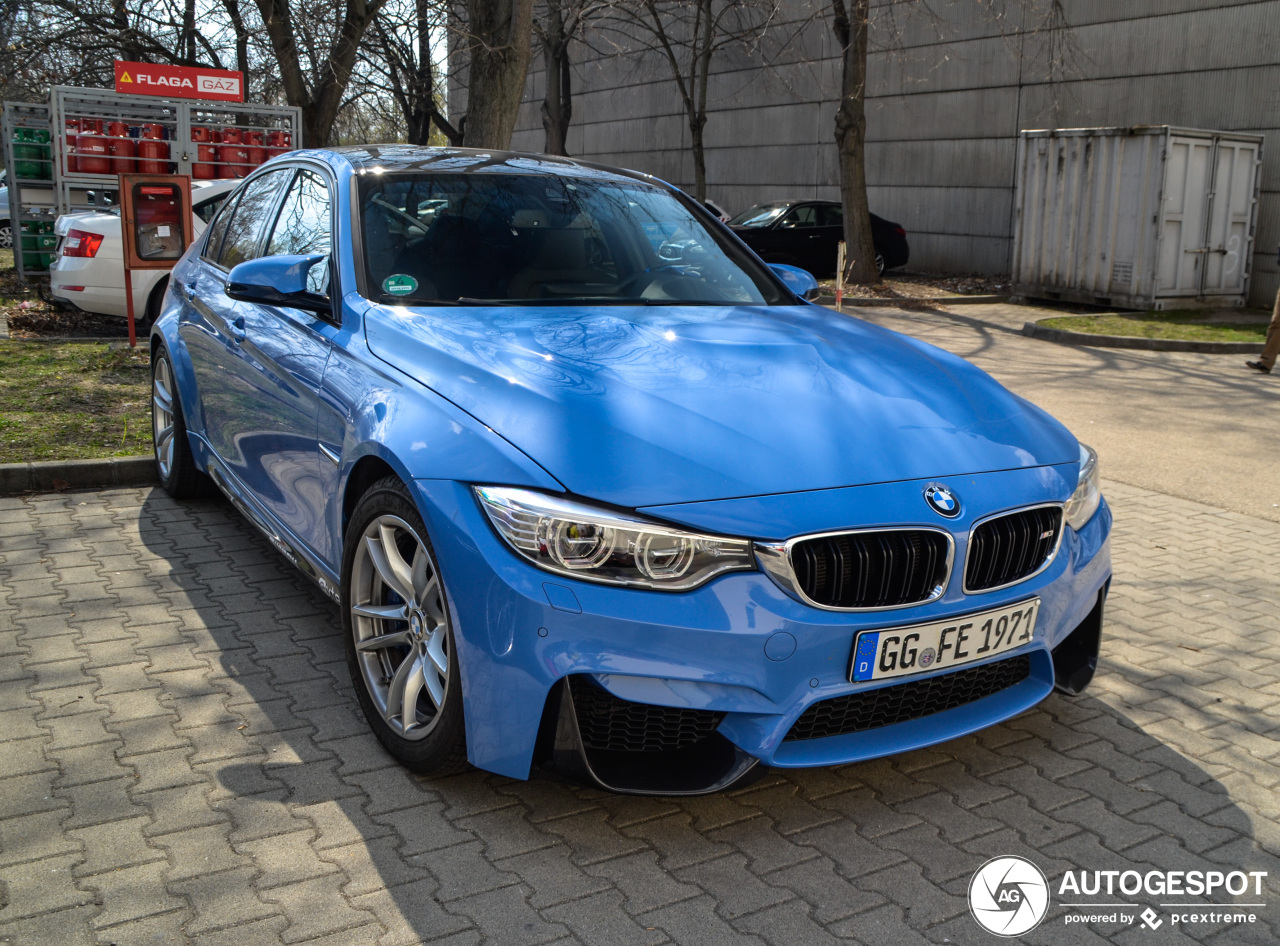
(458, 0), (1279, 305)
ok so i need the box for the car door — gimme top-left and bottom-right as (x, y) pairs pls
(814, 204), (845, 277)
(181, 166), (337, 553)
(774, 204), (821, 272)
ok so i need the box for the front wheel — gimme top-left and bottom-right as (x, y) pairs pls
(342, 477), (468, 775)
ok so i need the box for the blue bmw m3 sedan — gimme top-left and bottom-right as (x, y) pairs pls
(150, 146), (1112, 795)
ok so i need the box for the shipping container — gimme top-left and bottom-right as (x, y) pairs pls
(1011, 126), (1264, 310)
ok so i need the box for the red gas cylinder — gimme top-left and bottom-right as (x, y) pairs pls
(190, 126), (216, 179)
(136, 124), (169, 174)
(75, 119), (110, 175)
(216, 127), (250, 178)
(64, 118), (81, 174)
(265, 130), (291, 161)
(243, 131), (266, 168)
(107, 121), (136, 174)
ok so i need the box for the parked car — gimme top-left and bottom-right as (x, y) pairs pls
(729, 199), (909, 277)
(702, 198), (730, 223)
(48, 180), (238, 324)
(151, 146), (1110, 795)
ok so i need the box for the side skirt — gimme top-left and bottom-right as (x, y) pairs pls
(202, 449), (343, 606)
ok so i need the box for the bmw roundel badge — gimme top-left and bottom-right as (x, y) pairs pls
(924, 484), (961, 518)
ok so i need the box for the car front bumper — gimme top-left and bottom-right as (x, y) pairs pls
(412, 467), (1112, 793)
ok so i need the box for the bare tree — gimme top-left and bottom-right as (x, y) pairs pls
(608, 0), (782, 201)
(256, 0), (392, 145)
(830, 0), (1080, 284)
(460, 0), (535, 148)
(830, 0), (877, 283)
(533, 0), (610, 155)
(366, 0), (462, 144)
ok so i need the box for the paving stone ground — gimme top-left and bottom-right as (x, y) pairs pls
(1, 315), (1278, 945)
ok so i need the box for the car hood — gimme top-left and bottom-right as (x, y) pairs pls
(364, 303), (1077, 508)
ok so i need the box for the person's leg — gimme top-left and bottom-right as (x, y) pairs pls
(1247, 287), (1280, 372)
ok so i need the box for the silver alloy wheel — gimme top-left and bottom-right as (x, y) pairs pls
(875, 253), (886, 276)
(152, 356), (176, 480)
(350, 515), (451, 741)
(0, 224), (12, 250)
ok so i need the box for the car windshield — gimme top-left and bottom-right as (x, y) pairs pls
(727, 203), (788, 228)
(358, 173), (787, 306)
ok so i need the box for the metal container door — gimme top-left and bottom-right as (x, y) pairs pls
(1157, 135), (1216, 297)
(1200, 138), (1260, 297)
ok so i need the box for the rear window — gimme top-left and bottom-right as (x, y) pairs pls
(357, 173), (787, 306)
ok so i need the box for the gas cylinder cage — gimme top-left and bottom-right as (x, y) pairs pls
(3, 87), (302, 282)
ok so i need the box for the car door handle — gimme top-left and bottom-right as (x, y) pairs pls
(229, 316), (246, 342)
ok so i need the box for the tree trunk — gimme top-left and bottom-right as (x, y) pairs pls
(256, 0), (387, 147)
(689, 115), (707, 200)
(463, 0), (535, 149)
(539, 2), (572, 156)
(221, 0), (251, 82)
(832, 0), (878, 284)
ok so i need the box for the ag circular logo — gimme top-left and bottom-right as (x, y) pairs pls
(969, 856), (1050, 936)
(924, 484), (961, 518)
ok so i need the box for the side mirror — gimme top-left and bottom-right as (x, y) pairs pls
(226, 254), (330, 313)
(769, 263), (821, 301)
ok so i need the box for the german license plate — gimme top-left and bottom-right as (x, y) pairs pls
(850, 599), (1039, 683)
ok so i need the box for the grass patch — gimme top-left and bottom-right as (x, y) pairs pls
(1038, 311), (1268, 344)
(0, 341), (153, 463)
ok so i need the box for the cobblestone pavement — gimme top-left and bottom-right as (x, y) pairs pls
(2, 337), (1279, 946)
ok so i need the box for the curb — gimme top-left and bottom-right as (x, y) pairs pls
(1021, 321), (1264, 354)
(0, 456), (158, 495)
(817, 294), (1008, 308)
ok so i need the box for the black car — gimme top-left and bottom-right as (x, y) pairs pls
(728, 200), (909, 278)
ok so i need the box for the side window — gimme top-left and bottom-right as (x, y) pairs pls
(217, 169), (292, 269)
(194, 191), (232, 226)
(819, 205), (843, 227)
(779, 205), (818, 228)
(265, 170), (333, 294)
(202, 192), (238, 263)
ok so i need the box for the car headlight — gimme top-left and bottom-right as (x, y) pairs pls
(474, 486), (754, 590)
(1063, 443), (1101, 531)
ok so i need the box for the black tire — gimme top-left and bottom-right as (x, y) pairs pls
(151, 345), (213, 499)
(342, 476), (469, 775)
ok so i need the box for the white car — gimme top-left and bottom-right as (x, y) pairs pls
(49, 180), (238, 323)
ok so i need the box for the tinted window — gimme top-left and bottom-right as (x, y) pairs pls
(217, 169), (291, 269)
(358, 174), (786, 306)
(265, 170), (332, 293)
(819, 204), (843, 227)
(779, 205), (818, 228)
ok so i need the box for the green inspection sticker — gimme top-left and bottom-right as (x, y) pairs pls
(382, 274), (418, 296)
